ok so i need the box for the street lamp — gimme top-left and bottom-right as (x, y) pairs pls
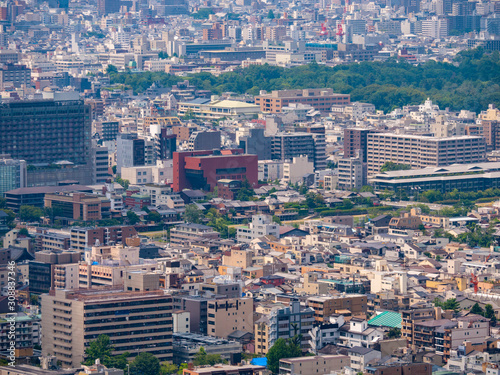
(126, 364), (130, 375)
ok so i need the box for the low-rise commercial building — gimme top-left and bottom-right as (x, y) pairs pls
(370, 161), (500, 193)
(177, 99), (260, 120)
(307, 295), (367, 323)
(255, 88), (350, 113)
(279, 355), (350, 375)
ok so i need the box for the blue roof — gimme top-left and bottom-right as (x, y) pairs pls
(251, 358), (267, 367)
(368, 311), (402, 328)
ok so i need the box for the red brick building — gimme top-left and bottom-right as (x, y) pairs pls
(173, 149), (258, 192)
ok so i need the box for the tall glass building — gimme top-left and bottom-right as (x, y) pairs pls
(0, 156), (27, 196)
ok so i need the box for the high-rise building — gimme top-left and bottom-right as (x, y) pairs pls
(338, 155), (365, 191)
(156, 128), (177, 160)
(421, 17), (448, 38)
(97, 0), (120, 15)
(0, 64), (31, 89)
(0, 156), (26, 197)
(116, 133), (145, 174)
(0, 99), (91, 165)
(255, 300), (314, 354)
(367, 133), (486, 175)
(91, 143), (110, 184)
(272, 133), (316, 167)
(41, 273), (173, 368)
(238, 128), (272, 160)
(344, 128), (375, 163)
(187, 130), (221, 151)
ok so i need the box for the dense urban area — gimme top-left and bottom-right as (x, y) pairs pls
(1, 0), (500, 374)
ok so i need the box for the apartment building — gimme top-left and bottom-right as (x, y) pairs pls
(207, 297), (253, 338)
(338, 155), (365, 190)
(44, 192), (111, 221)
(34, 230), (70, 252)
(255, 300), (315, 355)
(271, 133), (315, 167)
(414, 315), (491, 360)
(200, 282), (241, 298)
(27, 250), (81, 294)
(223, 248), (253, 269)
(182, 365), (265, 375)
(307, 295), (367, 323)
(236, 215), (280, 244)
(344, 128), (375, 162)
(255, 88), (350, 113)
(0, 313), (41, 358)
(283, 155), (315, 184)
(78, 244), (156, 288)
(53, 263), (79, 290)
(279, 355), (350, 375)
(170, 223), (220, 245)
(41, 273), (173, 368)
(367, 133), (486, 175)
(69, 226), (138, 252)
(401, 307), (436, 342)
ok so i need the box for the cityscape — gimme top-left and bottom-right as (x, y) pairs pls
(0, 0), (500, 374)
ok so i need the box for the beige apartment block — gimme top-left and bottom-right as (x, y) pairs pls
(307, 295), (367, 322)
(366, 133), (486, 176)
(207, 298), (253, 338)
(41, 273), (172, 368)
(222, 249), (253, 269)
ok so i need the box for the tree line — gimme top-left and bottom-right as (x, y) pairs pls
(108, 48), (500, 113)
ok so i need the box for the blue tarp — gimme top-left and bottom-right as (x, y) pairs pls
(251, 358), (267, 367)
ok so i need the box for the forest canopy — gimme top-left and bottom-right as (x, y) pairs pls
(109, 48), (500, 113)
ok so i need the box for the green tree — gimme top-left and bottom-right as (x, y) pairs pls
(380, 162), (412, 172)
(236, 178), (255, 201)
(484, 304), (497, 326)
(193, 346), (226, 366)
(360, 185), (374, 193)
(342, 199), (354, 210)
(129, 352), (160, 375)
(266, 335), (302, 374)
(0, 209), (15, 229)
(19, 205), (43, 222)
(161, 363), (179, 375)
(387, 327), (401, 338)
(441, 298), (460, 313)
(272, 215), (282, 225)
(177, 363), (188, 375)
(0, 197), (6, 209)
(184, 204), (202, 224)
(470, 303), (484, 315)
(126, 211), (141, 225)
(106, 64), (118, 74)
(83, 335), (114, 366)
(18, 228), (29, 236)
(115, 177), (130, 189)
(147, 210), (163, 223)
(267, 9), (275, 19)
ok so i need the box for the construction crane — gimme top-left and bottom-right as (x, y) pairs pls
(470, 272), (479, 294)
(336, 0), (349, 42)
(318, 23), (328, 37)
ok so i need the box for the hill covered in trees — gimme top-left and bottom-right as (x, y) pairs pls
(109, 48), (500, 113)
